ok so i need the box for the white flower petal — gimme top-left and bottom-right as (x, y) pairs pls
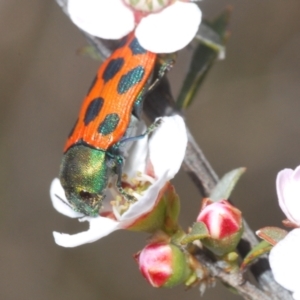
(277, 167), (300, 225)
(123, 120), (148, 179)
(53, 173), (169, 247)
(122, 172), (168, 224)
(269, 228), (300, 295)
(50, 178), (84, 218)
(136, 2), (201, 53)
(277, 168), (294, 220)
(294, 291), (300, 300)
(53, 216), (119, 247)
(68, 0), (134, 39)
(148, 115), (187, 180)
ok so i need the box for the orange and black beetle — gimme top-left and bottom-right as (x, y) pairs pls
(59, 33), (159, 217)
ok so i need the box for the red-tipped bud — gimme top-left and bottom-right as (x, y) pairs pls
(134, 242), (191, 288)
(197, 199), (243, 256)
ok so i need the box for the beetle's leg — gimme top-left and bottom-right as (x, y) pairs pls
(110, 118), (161, 202)
(132, 90), (145, 119)
(147, 55), (176, 92)
(114, 156), (137, 202)
(132, 55), (176, 118)
(120, 118), (162, 144)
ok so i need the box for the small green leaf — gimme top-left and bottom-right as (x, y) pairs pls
(176, 44), (216, 109)
(163, 184), (181, 235)
(195, 23), (225, 54)
(209, 6), (232, 42)
(180, 222), (209, 245)
(176, 8), (231, 109)
(240, 240), (273, 270)
(210, 168), (246, 201)
(256, 226), (288, 246)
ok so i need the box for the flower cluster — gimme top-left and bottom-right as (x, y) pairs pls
(51, 0), (251, 293)
(51, 1), (300, 297)
(67, 0), (202, 53)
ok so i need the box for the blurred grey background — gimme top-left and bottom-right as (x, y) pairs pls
(0, 0), (299, 299)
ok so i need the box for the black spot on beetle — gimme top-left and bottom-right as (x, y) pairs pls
(117, 66), (145, 94)
(129, 38), (146, 55)
(84, 97), (104, 125)
(98, 113), (120, 135)
(102, 58), (124, 83)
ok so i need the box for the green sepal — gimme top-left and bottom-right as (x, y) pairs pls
(240, 240), (273, 270)
(128, 183), (180, 235)
(256, 226), (288, 246)
(201, 223), (244, 256)
(180, 222), (210, 245)
(176, 8), (231, 109)
(216, 251), (239, 273)
(210, 167), (246, 201)
(163, 184), (181, 235)
(163, 244), (193, 288)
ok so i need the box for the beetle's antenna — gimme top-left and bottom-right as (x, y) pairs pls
(55, 194), (73, 209)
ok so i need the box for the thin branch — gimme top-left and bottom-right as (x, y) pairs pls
(196, 251), (272, 300)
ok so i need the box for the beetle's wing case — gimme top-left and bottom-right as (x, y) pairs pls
(64, 33), (157, 153)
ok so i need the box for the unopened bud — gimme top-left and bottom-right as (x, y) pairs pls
(197, 199), (243, 256)
(135, 242), (191, 288)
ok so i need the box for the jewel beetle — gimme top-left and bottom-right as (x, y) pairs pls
(59, 33), (166, 217)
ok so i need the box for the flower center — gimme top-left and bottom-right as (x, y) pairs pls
(123, 0), (172, 13)
(110, 172), (154, 218)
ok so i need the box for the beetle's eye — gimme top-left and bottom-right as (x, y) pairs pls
(79, 190), (94, 204)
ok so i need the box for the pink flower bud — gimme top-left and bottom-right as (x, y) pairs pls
(197, 199), (243, 256)
(135, 242), (191, 288)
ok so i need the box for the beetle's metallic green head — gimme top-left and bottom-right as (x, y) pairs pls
(59, 145), (109, 217)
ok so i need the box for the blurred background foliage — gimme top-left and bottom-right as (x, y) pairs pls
(0, 0), (299, 299)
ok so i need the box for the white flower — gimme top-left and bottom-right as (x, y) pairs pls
(51, 115), (187, 247)
(276, 166), (300, 226)
(269, 228), (300, 300)
(67, 0), (202, 53)
(268, 166), (300, 298)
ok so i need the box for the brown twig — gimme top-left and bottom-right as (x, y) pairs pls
(195, 251), (272, 300)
